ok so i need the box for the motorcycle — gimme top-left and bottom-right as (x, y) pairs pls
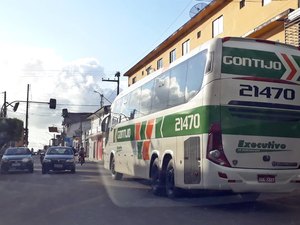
(78, 154), (85, 166)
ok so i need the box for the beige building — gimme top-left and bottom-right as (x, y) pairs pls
(124, 0), (300, 86)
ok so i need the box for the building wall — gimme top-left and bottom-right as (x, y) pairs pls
(86, 110), (109, 161)
(128, 0), (299, 86)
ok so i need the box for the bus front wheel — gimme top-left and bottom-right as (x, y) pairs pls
(111, 155), (123, 180)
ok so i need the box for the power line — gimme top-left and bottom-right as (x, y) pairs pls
(122, 0), (194, 72)
(57, 103), (98, 107)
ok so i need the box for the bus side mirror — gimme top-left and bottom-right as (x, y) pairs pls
(104, 106), (109, 114)
(101, 116), (108, 132)
(130, 109), (136, 120)
(101, 122), (106, 132)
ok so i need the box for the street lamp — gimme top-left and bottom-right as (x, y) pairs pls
(93, 90), (104, 108)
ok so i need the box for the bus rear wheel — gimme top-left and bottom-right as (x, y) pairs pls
(111, 156), (123, 180)
(165, 159), (181, 198)
(150, 158), (164, 196)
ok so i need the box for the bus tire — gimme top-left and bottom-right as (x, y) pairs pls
(150, 158), (165, 196)
(111, 155), (123, 180)
(165, 159), (181, 198)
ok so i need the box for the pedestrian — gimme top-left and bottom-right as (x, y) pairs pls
(78, 147), (85, 165)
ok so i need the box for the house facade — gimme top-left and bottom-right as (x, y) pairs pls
(85, 106), (110, 161)
(61, 112), (91, 154)
(124, 0), (300, 85)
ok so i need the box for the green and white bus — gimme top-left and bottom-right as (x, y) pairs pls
(102, 37), (300, 198)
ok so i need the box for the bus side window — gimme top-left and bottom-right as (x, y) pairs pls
(140, 79), (154, 115)
(152, 71), (170, 113)
(128, 87), (141, 119)
(186, 50), (207, 101)
(169, 61), (187, 107)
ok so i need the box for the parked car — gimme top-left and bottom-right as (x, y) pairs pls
(0, 147), (34, 173)
(41, 146), (76, 174)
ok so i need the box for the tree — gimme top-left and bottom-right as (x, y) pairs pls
(0, 118), (24, 149)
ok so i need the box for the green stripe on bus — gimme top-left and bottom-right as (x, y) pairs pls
(114, 105), (300, 142)
(115, 124), (135, 142)
(221, 47), (286, 78)
(140, 121), (147, 140)
(292, 55), (300, 68)
(155, 117), (163, 138)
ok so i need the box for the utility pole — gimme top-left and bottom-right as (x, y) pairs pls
(24, 84), (29, 146)
(1, 84), (56, 146)
(100, 94), (104, 108)
(102, 71), (120, 95)
(3, 91), (6, 117)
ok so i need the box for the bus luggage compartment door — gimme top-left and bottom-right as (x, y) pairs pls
(184, 137), (201, 184)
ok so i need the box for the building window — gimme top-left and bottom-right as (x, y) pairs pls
(262, 0), (271, 6)
(157, 58), (163, 69)
(240, 0), (245, 9)
(197, 31), (201, 39)
(170, 49), (176, 63)
(132, 77), (136, 84)
(146, 66), (154, 75)
(212, 15), (223, 37)
(182, 39), (190, 56)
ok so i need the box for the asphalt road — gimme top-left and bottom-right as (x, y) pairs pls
(0, 156), (300, 225)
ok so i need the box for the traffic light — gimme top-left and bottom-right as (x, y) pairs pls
(13, 102), (19, 112)
(49, 98), (56, 109)
(62, 108), (68, 118)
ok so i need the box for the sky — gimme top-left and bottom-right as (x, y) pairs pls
(0, 0), (209, 150)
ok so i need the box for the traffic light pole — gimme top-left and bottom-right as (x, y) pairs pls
(24, 84), (29, 146)
(0, 96), (56, 146)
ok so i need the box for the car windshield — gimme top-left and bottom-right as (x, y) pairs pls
(4, 147), (31, 155)
(46, 147), (73, 155)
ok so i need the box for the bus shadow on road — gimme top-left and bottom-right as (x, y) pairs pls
(105, 176), (300, 209)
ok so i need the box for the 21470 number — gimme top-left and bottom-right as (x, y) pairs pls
(239, 84), (295, 100)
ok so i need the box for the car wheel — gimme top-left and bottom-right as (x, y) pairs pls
(1, 167), (8, 174)
(71, 168), (76, 173)
(42, 167), (48, 174)
(28, 166), (34, 173)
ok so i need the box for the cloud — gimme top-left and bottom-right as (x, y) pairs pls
(0, 43), (121, 149)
